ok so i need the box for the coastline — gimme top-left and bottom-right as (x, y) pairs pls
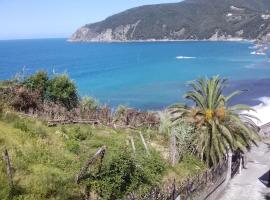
(250, 97), (270, 126)
(67, 38), (255, 43)
(226, 78), (270, 126)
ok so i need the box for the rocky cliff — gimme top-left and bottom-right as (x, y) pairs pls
(69, 0), (270, 42)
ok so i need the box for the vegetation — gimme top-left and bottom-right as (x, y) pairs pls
(81, 96), (100, 110)
(23, 70), (49, 98)
(46, 74), (78, 110)
(0, 71), (79, 112)
(169, 76), (259, 166)
(87, 150), (165, 199)
(0, 72), (259, 199)
(0, 111), (170, 200)
(72, 0), (270, 41)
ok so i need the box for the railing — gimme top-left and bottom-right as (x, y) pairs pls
(231, 153), (241, 178)
(124, 158), (228, 200)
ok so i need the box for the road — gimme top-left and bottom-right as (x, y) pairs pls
(218, 142), (270, 200)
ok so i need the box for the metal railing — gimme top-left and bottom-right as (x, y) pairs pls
(124, 158), (228, 200)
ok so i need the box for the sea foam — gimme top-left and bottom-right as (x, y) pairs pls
(176, 56), (196, 59)
(245, 97), (270, 126)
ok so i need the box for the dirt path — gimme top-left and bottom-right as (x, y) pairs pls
(218, 142), (270, 200)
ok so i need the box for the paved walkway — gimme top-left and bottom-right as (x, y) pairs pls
(218, 142), (270, 200)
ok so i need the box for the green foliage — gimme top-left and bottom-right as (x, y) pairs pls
(81, 96), (99, 110)
(0, 111), (205, 200)
(13, 119), (30, 133)
(89, 149), (165, 199)
(172, 154), (206, 180)
(23, 71), (49, 98)
(173, 119), (196, 159)
(32, 122), (48, 138)
(65, 140), (80, 154)
(22, 165), (70, 199)
(12, 118), (47, 138)
(59, 126), (92, 142)
(158, 110), (172, 136)
(70, 126), (91, 141)
(170, 76), (259, 166)
(1, 111), (20, 123)
(46, 74), (79, 110)
(81, 0), (270, 41)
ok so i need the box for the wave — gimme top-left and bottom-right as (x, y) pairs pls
(244, 97), (270, 126)
(249, 46), (258, 49)
(176, 56), (196, 59)
(250, 51), (266, 56)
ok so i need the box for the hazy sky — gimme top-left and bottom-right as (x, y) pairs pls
(0, 0), (180, 40)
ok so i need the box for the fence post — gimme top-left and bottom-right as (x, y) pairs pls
(205, 171), (208, 184)
(130, 137), (136, 157)
(225, 150), (232, 184)
(139, 132), (150, 155)
(2, 148), (14, 193)
(172, 179), (176, 200)
(238, 157), (242, 174)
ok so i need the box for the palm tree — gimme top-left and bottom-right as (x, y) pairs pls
(169, 76), (259, 167)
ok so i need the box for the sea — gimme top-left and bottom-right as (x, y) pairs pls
(0, 38), (269, 114)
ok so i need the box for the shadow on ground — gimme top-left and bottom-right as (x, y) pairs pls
(259, 170), (270, 187)
(263, 193), (270, 200)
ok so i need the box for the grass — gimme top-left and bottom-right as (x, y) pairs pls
(0, 111), (206, 200)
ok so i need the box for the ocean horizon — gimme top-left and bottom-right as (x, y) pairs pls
(0, 38), (269, 110)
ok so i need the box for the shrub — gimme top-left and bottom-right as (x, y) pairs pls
(81, 96), (99, 110)
(10, 86), (41, 112)
(46, 74), (78, 110)
(173, 119), (196, 159)
(88, 149), (165, 199)
(73, 130), (88, 141)
(23, 71), (49, 98)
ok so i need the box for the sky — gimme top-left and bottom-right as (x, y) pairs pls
(0, 0), (180, 40)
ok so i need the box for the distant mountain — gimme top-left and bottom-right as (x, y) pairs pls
(69, 0), (270, 42)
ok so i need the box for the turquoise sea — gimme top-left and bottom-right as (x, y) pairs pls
(0, 39), (269, 109)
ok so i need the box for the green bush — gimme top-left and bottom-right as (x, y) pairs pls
(88, 149), (165, 199)
(46, 74), (78, 110)
(23, 71), (48, 98)
(81, 96), (99, 110)
(72, 126), (91, 141)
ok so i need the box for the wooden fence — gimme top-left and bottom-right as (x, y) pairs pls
(20, 106), (159, 129)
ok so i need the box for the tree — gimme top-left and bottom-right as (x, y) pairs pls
(46, 74), (78, 110)
(169, 76), (259, 167)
